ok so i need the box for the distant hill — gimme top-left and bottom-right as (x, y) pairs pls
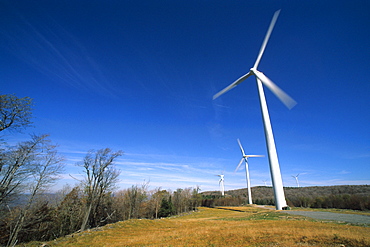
(3, 193), (62, 209)
(201, 185), (370, 210)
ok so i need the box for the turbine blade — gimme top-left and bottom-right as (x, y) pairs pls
(245, 155), (264, 158)
(213, 72), (252, 100)
(235, 158), (244, 172)
(253, 9), (281, 69)
(237, 138), (246, 156)
(254, 70), (297, 109)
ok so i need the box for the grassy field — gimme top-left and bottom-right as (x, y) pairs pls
(21, 206), (369, 247)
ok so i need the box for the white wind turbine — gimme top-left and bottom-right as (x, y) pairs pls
(292, 174), (300, 188)
(216, 174), (225, 196)
(213, 10), (296, 210)
(235, 138), (263, 205)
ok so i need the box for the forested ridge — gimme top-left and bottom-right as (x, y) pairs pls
(201, 185), (370, 210)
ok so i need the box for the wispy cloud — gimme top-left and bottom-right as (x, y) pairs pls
(338, 170), (351, 175)
(51, 146), (237, 192)
(49, 141), (370, 192)
(301, 179), (370, 187)
(1, 10), (116, 97)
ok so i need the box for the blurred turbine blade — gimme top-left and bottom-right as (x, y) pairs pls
(253, 9), (281, 69)
(237, 138), (246, 156)
(254, 70), (297, 109)
(245, 155), (264, 158)
(235, 158), (244, 173)
(213, 72), (252, 100)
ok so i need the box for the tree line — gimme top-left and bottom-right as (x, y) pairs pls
(0, 93), (201, 246)
(0, 183), (201, 245)
(201, 185), (370, 210)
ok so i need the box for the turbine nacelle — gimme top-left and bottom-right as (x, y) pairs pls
(216, 174), (224, 182)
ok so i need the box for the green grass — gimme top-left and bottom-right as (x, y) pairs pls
(289, 206), (370, 216)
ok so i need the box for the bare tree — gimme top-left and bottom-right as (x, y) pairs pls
(79, 148), (122, 231)
(0, 94), (33, 133)
(0, 134), (49, 206)
(55, 186), (84, 237)
(0, 93), (33, 196)
(124, 182), (148, 220)
(173, 188), (192, 214)
(191, 186), (202, 210)
(6, 135), (64, 246)
(149, 188), (163, 219)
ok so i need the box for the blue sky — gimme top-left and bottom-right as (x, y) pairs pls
(1, 0), (369, 193)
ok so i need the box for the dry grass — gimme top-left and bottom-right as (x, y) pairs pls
(21, 207), (369, 247)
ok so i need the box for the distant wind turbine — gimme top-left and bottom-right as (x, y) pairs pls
(262, 180), (268, 186)
(292, 174), (300, 188)
(216, 174), (225, 196)
(235, 139), (263, 205)
(213, 9), (296, 210)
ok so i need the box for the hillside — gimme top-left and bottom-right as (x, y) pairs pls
(201, 185), (370, 210)
(22, 207), (370, 246)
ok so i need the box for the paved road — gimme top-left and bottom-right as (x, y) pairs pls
(281, 210), (370, 225)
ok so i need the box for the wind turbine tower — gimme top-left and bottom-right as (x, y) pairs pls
(235, 139), (263, 205)
(216, 174), (225, 196)
(213, 10), (296, 210)
(292, 174), (300, 188)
